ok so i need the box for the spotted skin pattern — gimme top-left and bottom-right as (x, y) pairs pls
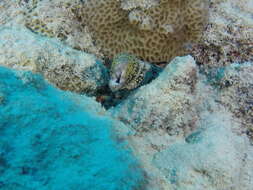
(109, 53), (161, 92)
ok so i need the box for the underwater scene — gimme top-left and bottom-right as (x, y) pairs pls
(0, 0), (252, 189)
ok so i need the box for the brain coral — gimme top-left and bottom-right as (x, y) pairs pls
(75, 0), (209, 62)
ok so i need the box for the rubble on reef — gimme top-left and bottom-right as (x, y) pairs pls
(217, 63), (253, 141)
(0, 26), (109, 95)
(190, 0), (253, 70)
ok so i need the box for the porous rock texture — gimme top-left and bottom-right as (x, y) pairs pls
(120, 0), (159, 9)
(191, 0), (253, 70)
(0, 26), (109, 95)
(0, 0), (23, 26)
(77, 0), (209, 62)
(0, 0), (100, 56)
(0, 66), (145, 190)
(13, 0), (209, 62)
(216, 62), (253, 141)
(2, 0), (251, 65)
(153, 111), (253, 190)
(110, 56), (253, 190)
(23, 0), (101, 55)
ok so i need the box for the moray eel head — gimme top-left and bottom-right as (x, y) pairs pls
(109, 53), (138, 92)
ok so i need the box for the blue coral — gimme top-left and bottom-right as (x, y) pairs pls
(0, 67), (144, 190)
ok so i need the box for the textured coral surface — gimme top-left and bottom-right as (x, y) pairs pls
(110, 56), (253, 190)
(191, 0), (253, 69)
(217, 63), (253, 141)
(0, 1), (253, 190)
(0, 27), (109, 95)
(74, 0), (209, 62)
(22, 0), (101, 55)
(0, 66), (144, 190)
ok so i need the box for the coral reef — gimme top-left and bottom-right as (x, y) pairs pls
(109, 53), (161, 92)
(0, 66), (145, 190)
(76, 0), (209, 62)
(216, 62), (253, 141)
(21, 0), (101, 55)
(0, 0), (24, 26)
(1, 1), (253, 190)
(2, 0), (252, 66)
(19, 0), (208, 62)
(153, 112), (253, 190)
(191, 0), (253, 70)
(109, 56), (253, 189)
(120, 0), (159, 10)
(0, 26), (109, 95)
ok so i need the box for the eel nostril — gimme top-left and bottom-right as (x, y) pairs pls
(116, 76), (121, 83)
(115, 73), (122, 84)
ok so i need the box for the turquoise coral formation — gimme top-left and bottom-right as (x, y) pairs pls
(0, 66), (145, 190)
